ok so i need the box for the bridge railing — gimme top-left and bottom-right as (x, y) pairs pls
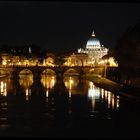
(0, 65), (105, 69)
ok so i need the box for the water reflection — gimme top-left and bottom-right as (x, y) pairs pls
(88, 81), (100, 100)
(41, 75), (56, 90)
(0, 75), (139, 137)
(88, 81), (100, 111)
(0, 81), (7, 96)
(63, 76), (79, 97)
(0, 78), (14, 130)
(0, 78), (13, 97)
(86, 80), (120, 113)
(19, 74), (33, 89)
(19, 74), (33, 101)
(41, 74), (56, 102)
(100, 88), (120, 110)
(0, 74), (120, 113)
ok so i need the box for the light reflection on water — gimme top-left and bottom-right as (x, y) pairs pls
(19, 74), (33, 101)
(0, 81), (7, 96)
(88, 81), (100, 112)
(0, 75), (120, 111)
(63, 76), (79, 90)
(19, 75), (33, 89)
(63, 76), (79, 98)
(0, 74), (139, 133)
(41, 74), (56, 90)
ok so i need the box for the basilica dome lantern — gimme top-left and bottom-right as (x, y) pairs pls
(86, 30), (101, 50)
(77, 29), (109, 66)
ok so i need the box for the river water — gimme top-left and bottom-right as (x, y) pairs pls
(0, 74), (140, 138)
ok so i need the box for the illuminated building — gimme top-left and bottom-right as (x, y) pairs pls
(43, 57), (55, 66)
(43, 53), (55, 66)
(98, 57), (118, 67)
(0, 45), (40, 66)
(78, 30), (108, 65)
(0, 53), (12, 66)
(64, 53), (89, 66)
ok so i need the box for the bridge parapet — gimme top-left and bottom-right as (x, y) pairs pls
(0, 65), (105, 79)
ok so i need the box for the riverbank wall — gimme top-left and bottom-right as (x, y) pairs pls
(106, 67), (140, 89)
(86, 75), (140, 102)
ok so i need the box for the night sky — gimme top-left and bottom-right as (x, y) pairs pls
(0, 1), (140, 53)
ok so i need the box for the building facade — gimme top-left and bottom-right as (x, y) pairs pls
(64, 53), (89, 66)
(78, 30), (108, 65)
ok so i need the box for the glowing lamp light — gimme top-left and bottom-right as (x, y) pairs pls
(99, 60), (104, 63)
(2, 61), (7, 66)
(108, 57), (118, 67)
(46, 90), (49, 97)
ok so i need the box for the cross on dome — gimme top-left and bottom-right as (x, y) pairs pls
(92, 30), (95, 37)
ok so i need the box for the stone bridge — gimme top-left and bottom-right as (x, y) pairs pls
(0, 65), (105, 80)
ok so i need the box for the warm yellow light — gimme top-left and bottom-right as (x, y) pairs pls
(45, 90), (49, 103)
(108, 92), (111, 108)
(108, 57), (118, 67)
(69, 79), (73, 84)
(88, 84), (96, 111)
(25, 89), (29, 101)
(116, 98), (119, 110)
(69, 90), (71, 98)
(69, 77), (74, 90)
(26, 88), (31, 101)
(19, 74), (33, 89)
(46, 90), (49, 97)
(41, 75), (56, 90)
(52, 77), (55, 86)
(112, 98), (114, 110)
(117, 95), (120, 99)
(0, 81), (7, 96)
(1, 81), (4, 93)
(64, 76), (79, 94)
(2, 61), (7, 65)
(105, 90), (108, 100)
(89, 81), (95, 88)
(101, 88), (104, 99)
(98, 60), (105, 65)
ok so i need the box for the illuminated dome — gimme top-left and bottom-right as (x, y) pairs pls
(86, 30), (101, 49)
(77, 29), (109, 65)
(86, 38), (101, 46)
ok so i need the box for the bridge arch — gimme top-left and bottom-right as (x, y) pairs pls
(18, 69), (33, 90)
(41, 68), (56, 76)
(0, 69), (11, 76)
(40, 68), (56, 90)
(19, 75), (33, 89)
(84, 67), (103, 77)
(63, 68), (79, 76)
(63, 76), (79, 90)
(19, 69), (33, 78)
